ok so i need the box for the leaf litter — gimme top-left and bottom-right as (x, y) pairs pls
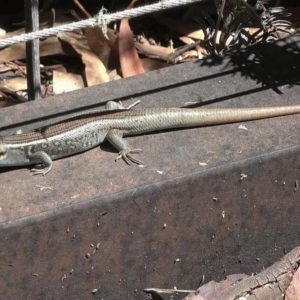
(0, 0), (297, 106)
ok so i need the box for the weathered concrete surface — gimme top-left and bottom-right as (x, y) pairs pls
(0, 35), (300, 299)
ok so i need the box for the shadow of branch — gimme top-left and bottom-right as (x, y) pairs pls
(198, 34), (300, 94)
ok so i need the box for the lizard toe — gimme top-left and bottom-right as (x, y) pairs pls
(116, 149), (144, 166)
(31, 166), (52, 176)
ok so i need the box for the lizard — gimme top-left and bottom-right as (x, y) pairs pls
(0, 100), (300, 175)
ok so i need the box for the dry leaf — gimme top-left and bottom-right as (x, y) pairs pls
(0, 28), (6, 37)
(179, 36), (196, 45)
(286, 267), (300, 300)
(85, 27), (118, 69)
(53, 70), (84, 94)
(182, 274), (249, 300)
(140, 58), (169, 71)
(136, 35), (150, 45)
(0, 63), (14, 73)
(135, 42), (174, 61)
(59, 32), (109, 86)
(78, 48), (109, 85)
(1, 77), (27, 91)
(119, 0), (144, 77)
(0, 36), (65, 62)
(108, 69), (121, 81)
(180, 50), (199, 60)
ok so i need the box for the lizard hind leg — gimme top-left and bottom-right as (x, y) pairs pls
(28, 151), (53, 175)
(106, 129), (145, 166)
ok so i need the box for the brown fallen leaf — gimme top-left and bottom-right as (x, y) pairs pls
(1, 77), (27, 91)
(286, 266), (300, 300)
(79, 47), (110, 86)
(135, 34), (150, 45)
(140, 58), (169, 72)
(179, 36), (197, 45)
(0, 28), (6, 37)
(59, 32), (109, 86)
(182, 247), (300, 300)
(180, 50), (199, 60)
(53, 70), (84, 94)
(71, 3), (119, 71)
(0, 63), (16, 73)
(108, 69), (122, 81)
(0, 36), (65, 62)
(135, 42), (174, 62)
(1, 61), (27, 76)
(180, 293), (205, 300)
(183, 274), (249, 300)
(0, 86), (27, 103)
(85, 27), (118, 70)
(119, 0), (144, 77)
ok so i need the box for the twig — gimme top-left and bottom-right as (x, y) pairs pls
(73, 0), (92, 18)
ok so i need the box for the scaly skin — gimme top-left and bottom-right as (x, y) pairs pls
(1, 101), (300, 175)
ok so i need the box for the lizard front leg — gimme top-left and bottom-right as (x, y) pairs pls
(105, 100), (140, 110)
(106, 129), (145, 166)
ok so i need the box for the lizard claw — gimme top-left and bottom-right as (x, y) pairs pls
(116, 149), (145, 166)
(31, 165), (52, 176)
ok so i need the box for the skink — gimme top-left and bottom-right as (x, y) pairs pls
(1, 100), (300, 175)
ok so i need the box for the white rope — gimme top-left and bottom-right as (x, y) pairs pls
(0, 0), (202, 48)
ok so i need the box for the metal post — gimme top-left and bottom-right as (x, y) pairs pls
(25, 0), (42, 100)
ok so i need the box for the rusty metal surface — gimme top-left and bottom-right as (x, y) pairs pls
(1, 149), (300, 299)
(0, 35), (300, 299)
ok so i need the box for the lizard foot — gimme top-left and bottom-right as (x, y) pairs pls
(116, 149), (145, 166)
(31, 165), (52, 176)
